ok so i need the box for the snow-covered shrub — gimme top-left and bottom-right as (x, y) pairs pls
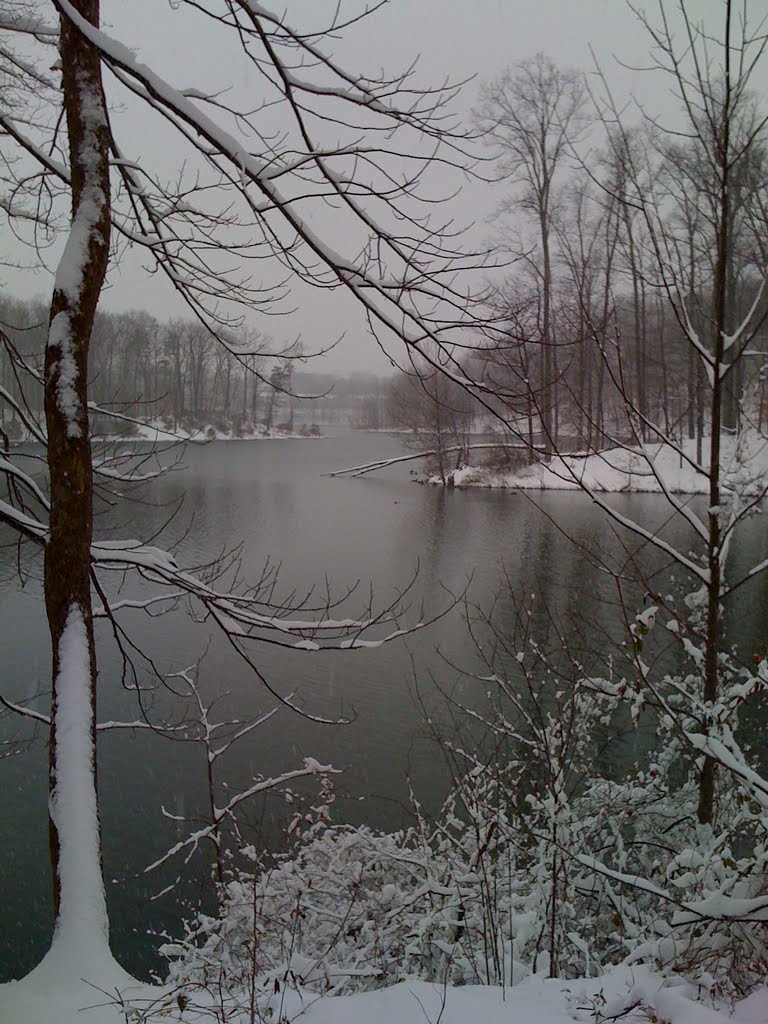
(571, 603), (768, 995)
(428, 587), (768, 992)
(161, 585), (768, 1002)
(161, 745), (618, 997)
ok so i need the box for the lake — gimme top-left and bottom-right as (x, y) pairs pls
(1, 429), (767, 980)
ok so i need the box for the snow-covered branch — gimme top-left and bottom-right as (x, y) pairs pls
(328, 443), (539, 478)
(144, 758), (338, 874)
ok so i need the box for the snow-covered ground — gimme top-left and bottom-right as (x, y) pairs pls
(4, 420), (324, 444)
(443, 434), (768, 496)
(2, 958), (767, 1024)
(95, 419), (323, 443)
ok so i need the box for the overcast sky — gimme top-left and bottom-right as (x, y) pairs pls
(1, 0), (755, 375)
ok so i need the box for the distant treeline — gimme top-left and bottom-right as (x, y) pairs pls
(0, 295), (396, 436)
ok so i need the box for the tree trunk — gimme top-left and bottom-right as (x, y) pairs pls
(698, 4), (732, 824)
(540, 209), (554, 459)
(44, 0), (111, 949)
(625, 212), (647, 441)
(250, 360), (260, 424)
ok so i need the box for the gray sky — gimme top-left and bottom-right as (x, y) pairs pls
(1, 0), (753, 374)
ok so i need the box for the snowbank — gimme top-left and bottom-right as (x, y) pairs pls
(2, 963), (766, 1023)
(442, 435), (768, 496)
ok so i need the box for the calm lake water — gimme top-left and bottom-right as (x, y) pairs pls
(2, 429), (767, 980)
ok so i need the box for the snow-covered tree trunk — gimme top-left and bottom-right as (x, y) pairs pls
(44, 0), (111, 949)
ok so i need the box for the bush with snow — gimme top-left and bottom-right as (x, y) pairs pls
(160, 588), (768, 1006)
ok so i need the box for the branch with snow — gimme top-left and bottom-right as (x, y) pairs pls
(145, 758), (339, 876)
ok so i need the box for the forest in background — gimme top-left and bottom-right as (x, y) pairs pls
(0, 293), (396, 436)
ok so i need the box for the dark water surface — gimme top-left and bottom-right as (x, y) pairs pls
(2, 430), (767, 979)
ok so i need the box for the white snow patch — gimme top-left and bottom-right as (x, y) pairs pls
(48, 608), (108, 954)
(53, 67), (107, 302)
(53, 189), (105, 300)
(0, 608), (143, 1020)
(442, 435), (768, 497)
(2, 969), (759, 1024)
(48, 311), (82, 439)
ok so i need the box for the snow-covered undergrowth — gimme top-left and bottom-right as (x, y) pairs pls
(164, 768), (768, 1005)
(438, 433), (768, 494)
(146, 598), (768, 1022)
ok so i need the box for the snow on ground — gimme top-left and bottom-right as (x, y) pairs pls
(445, 434), (768, 496)
(102, 420), (324, 442)
(0, 951), (148, 1024)
(6, 420), (324, 444)
(2, 962), (767, 1024)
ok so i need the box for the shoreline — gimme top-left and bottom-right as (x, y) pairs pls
(424, 435), (768, 497)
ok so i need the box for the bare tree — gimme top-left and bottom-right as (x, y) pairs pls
(386, 361), (475, 483)
(310, 3), (768, 980)
(0, 0), (486, 977)
(575, 0), (768, 824)
(361, 3), (768, 834)
(553, 178), (621, 448)
(476, 54), (588, 457)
